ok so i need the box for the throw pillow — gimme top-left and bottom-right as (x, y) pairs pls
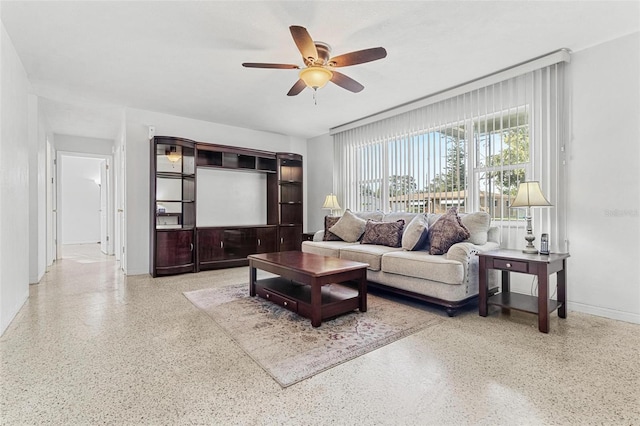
(328, 210), (367, 243)
(402, 214), (429, 251)
(361, 220), (405, 248)
(428, 207), (470, 255)
(460, 212), (491, 245)
(323, 216), (342, 241)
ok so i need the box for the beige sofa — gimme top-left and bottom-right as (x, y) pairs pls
(302, 211), (500, 316)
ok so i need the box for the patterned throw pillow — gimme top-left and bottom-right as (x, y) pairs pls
(328, 210), (367, 243)
(401, 214), (429, 251)
(428, 207), (470, 255)
(323, 216), (342, 241)
(360, 220), (405, 248)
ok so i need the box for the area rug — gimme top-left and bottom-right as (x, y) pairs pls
(184, 283), (443, 387)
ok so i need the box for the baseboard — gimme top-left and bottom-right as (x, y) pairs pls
(125, 269), (151, 277)
(567, 301), (640, 325)
(29, 267), (46, 284)
(1, 290), (28, 337)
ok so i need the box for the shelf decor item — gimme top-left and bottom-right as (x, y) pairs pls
(510, 181), (551, 254)
(322, 193), (342, 217)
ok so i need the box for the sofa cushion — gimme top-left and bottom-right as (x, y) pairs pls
(360, 220), (405, 248)
(329, 210), (367, 242)
(340, 244), (403, 271)
(402, 214), (429, 251)
(323, 216), (342, 241)
(301, 240), (359, 258)
(428, 207), (470, 255)
(381, 251), (465, 285)
(354, 211), (385, 221)
(460, 212), (491, 245)
(383, 212), (419, 225)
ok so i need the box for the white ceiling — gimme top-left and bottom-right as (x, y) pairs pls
(2, 1), (639, 140)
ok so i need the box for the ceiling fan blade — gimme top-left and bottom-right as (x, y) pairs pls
(330, 71), (364, 93)
(242, 63), (300, 69)
(329, 47), (387, 67)
(287, 79), (307, 96)
(289, 25), (318, 62)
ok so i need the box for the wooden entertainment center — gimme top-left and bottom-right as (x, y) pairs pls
(150, 136), (303, 277)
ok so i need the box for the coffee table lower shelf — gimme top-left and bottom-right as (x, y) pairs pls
(254, 277), (361, 323)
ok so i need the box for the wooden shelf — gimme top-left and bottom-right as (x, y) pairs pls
(487, 292), (561, 315)
(254, 277), (360, 320)
(151, 137), (197, 277)
(196, 143), (277, 173)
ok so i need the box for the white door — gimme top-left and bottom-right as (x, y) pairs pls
(54, 153), (60, 260)
(100, 160), (108, 254)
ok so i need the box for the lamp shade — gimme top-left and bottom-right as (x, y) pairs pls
(299, 67), (333, 89)
(510, 181), (551, 208)
(322, 193), (341, 210)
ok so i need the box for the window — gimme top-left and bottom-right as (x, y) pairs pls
(333, 58), (567, 251)
(473, 110), (529, 220)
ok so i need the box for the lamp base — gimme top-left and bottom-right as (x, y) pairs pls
(522, 214), (538, 254)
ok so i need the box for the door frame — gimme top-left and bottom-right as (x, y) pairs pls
(55, 150), (114, 256)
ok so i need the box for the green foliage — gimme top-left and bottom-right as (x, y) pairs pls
(487, 127), (529, 195)
(428, 138), (466, 192)
(389, 175), (417, 196)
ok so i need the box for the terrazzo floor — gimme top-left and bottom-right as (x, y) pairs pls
(1, 244), (639, 425)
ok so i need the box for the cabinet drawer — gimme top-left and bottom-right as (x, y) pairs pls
(256, 287), (298, 313)
(493, 259), (528, 273)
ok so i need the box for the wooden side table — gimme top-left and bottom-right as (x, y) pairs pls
(478, 249), (570, 333)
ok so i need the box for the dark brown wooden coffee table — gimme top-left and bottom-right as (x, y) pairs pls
(248, 251), (368, 327)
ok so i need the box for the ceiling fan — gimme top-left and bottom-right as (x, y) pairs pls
(242, 25), (387, 96)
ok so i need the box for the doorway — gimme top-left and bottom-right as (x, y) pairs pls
(57, 152), (114, 258)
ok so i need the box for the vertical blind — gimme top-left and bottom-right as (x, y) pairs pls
(332, 56), (568, 252)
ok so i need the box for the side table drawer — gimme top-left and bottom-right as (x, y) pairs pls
(493, 258), (529, 273)
(257, 287), (298, 313)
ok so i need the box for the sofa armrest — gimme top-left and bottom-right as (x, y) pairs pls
(446, 241), (501, 296)
(313, 230), (324, 241)
(447, 241), (499, 260)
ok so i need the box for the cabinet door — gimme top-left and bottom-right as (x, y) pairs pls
(156, 230), (193, 267)
(256, 227), (277, 254)
(198, 229), (225, 262)
(279, 225), (302, 252)
(222, 228), (254, 259)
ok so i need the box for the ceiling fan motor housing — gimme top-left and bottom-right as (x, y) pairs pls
(305, 42), (332, 66)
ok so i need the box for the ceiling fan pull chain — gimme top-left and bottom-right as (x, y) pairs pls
(313, 89), (318, 105)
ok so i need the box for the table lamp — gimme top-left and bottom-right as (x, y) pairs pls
(510, 181), (551, 254)
(322, 193), (342, 217)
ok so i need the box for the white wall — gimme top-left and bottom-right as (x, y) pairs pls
(60, 156), (103, 244)
(54, 134), (113, 156)
(566, 32), (640, 323)
(0, 23), (31, 335)
(124, 108), (307, 275)
(27, 95), (49, 283)
(306, 133), (334, 232)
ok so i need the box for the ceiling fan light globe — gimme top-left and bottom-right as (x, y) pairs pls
(299, 67), (333, 89)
